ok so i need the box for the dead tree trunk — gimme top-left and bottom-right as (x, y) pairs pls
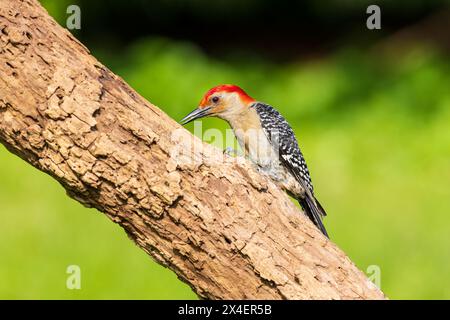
(0, 0), (385, 299)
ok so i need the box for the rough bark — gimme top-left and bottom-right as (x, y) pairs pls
(0, 0), (385, 299)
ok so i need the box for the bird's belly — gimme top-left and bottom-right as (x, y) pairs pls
(234, 129), (304, 197)
(257, 159), (304, 198)
(235, 128), (276, 167)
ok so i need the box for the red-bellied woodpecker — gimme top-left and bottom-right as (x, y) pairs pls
(181, 84), (329, 237)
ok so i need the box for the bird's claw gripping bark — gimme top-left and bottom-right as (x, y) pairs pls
(223, 147), (239, 157)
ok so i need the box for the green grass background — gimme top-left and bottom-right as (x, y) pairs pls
(0, 1), (449, 299)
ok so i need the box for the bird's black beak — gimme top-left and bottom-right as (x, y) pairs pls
(180, 107), (212, 125)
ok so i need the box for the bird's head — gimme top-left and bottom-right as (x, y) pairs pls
(180, 84), (255, 125)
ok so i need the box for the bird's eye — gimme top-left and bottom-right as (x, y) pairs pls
(211, 96), (220, 103)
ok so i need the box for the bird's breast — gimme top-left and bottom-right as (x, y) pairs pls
(234, 127), (303, 197)
(228, 108), (272, 165)
(233, 127), (274, 165)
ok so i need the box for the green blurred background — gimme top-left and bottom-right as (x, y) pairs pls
(0, 0), (449, 299)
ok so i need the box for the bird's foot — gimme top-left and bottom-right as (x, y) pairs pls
(223, 147), (240, 157)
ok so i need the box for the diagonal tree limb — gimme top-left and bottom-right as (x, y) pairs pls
(0, 0), (385, 299)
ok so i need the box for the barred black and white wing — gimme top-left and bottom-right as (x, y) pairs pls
(252, 102), (329, 237)
(252, 102), (314, 192)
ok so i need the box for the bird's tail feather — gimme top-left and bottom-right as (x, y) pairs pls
(299, 196), (329, 238)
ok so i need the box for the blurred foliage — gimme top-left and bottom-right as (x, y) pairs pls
(40, 0), (450, 62)
(39, 0), (74, 24)
(0, 0), (449, 300)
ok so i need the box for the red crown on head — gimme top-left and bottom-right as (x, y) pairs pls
(200, 84), (255, 106)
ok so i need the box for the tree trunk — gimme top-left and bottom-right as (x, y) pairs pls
(0, 0), (385, 299)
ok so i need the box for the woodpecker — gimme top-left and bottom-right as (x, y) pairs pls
(181, 84), (329, 237)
